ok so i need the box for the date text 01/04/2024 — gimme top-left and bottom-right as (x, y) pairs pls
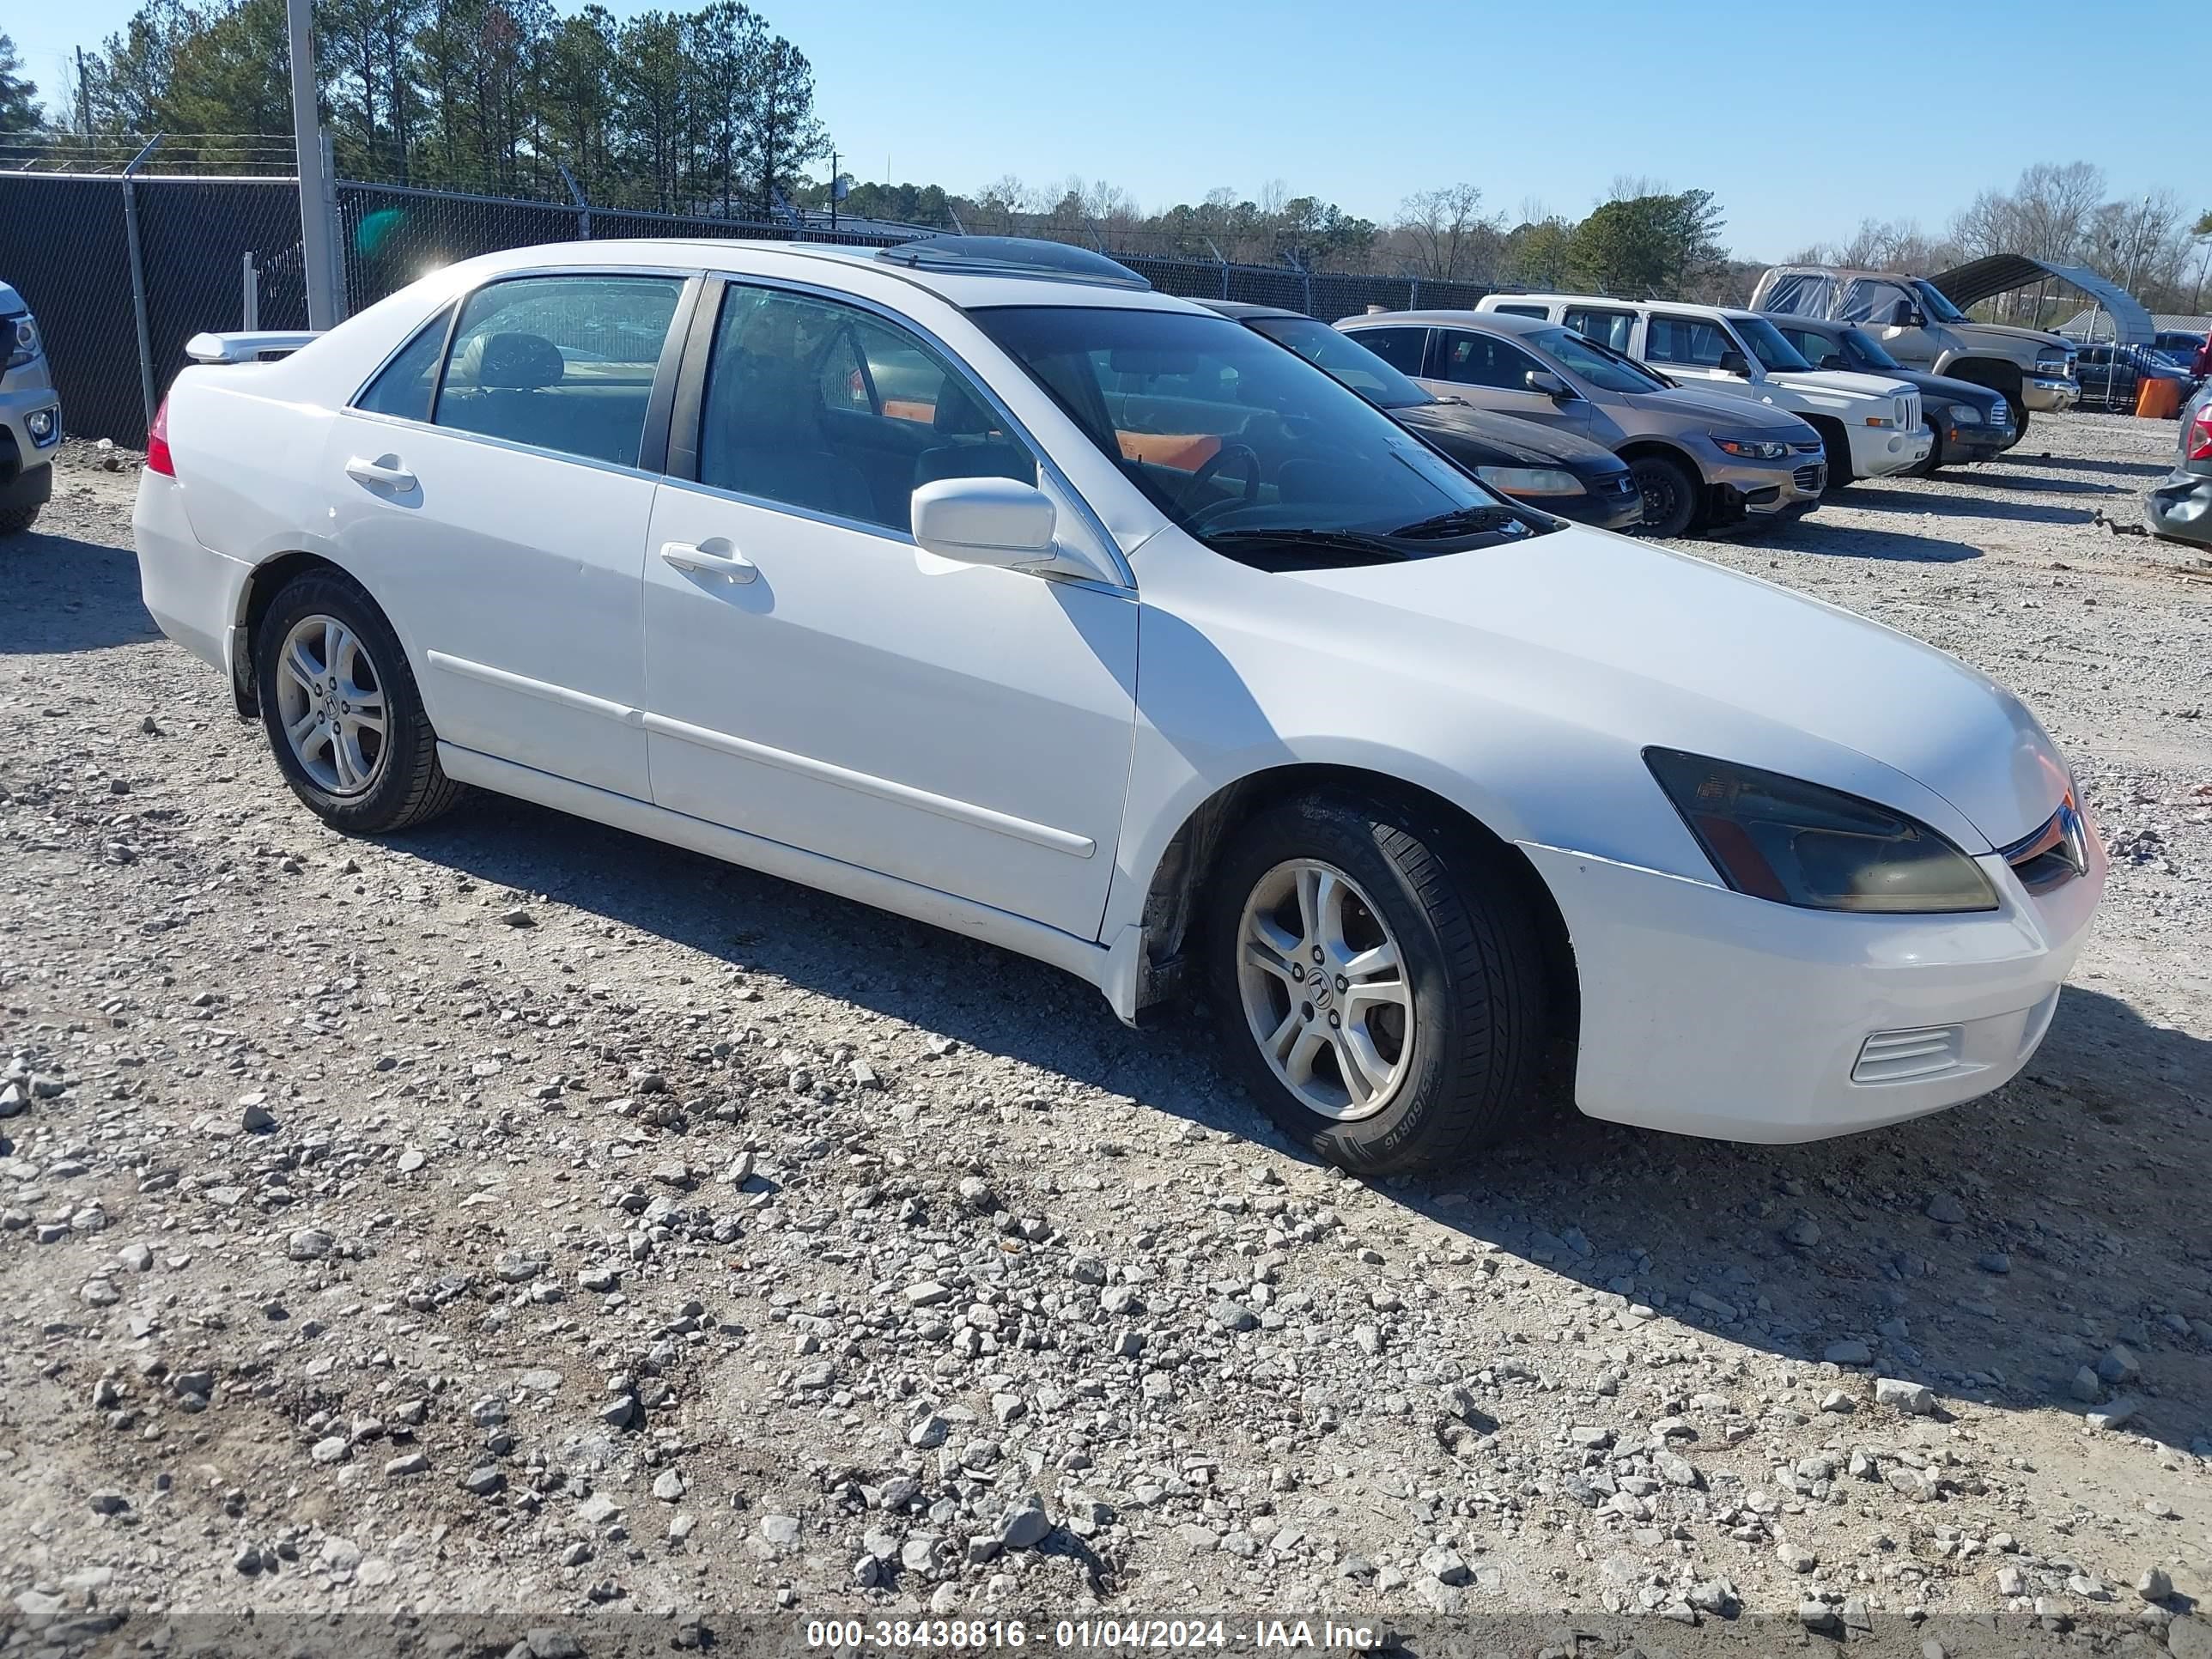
(802, 1620), (1383, 1650)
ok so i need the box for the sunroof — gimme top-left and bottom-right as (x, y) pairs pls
(876, 235), (1151, 291)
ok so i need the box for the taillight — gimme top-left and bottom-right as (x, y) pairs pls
(146, 394), (174, 477)
(2190, 406), (2212, 464)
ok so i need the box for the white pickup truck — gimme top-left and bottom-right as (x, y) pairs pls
(1479, 294), (1930, 486)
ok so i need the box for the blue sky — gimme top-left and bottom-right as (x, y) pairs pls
(14, 0), (2209, 259)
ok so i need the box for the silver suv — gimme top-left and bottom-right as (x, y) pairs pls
(1, 278), (60, 534)
(1339, 308), (1825, 538)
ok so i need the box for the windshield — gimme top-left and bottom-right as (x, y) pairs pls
(1735, 316), (1814, 373)
(1911, 280), (1966, 324)
(1528, 325), (1668, 394)
(971, 306), (1554, 569)
(1248, 316), (1429, 410)
(1840, 326), (1904, 369)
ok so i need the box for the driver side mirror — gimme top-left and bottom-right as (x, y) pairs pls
(1717, 349), (1750, 376)
(1820, 354), (1849, 372)
(911, 477), (1058, 568)
(1524, 368), (1576, 399)
(1888, 299), (1926, 329)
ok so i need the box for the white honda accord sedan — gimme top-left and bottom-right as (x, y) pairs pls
(134, 234), (2104, 1172)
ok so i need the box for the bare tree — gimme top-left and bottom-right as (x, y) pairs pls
(1396, 183), (1501, 282)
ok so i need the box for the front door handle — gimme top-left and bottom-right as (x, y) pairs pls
(345, 455), (417, 490)
(660, 540), (757, 583)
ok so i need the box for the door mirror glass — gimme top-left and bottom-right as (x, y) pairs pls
(911, 477), (1058, 567)
(1717, 349), (1750, 376)
(1888, 299), (1924, 328)
(1524, 368), (1573, 398)
(1820, 354), (1849, 372)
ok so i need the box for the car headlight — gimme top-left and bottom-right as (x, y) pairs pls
(4, 313), (37, 370)
(1712, 436), (1788, 460)
(1948, 404), (1984, 425)
(1645, 748), (1998, 914)
(2034, 354), (2073, 379)
(1474, 465), (1583, 496)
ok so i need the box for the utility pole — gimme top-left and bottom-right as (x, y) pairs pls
(75, 46), (92, 137)
(830, 148), (837, 231)
(288, 0), (339, 330)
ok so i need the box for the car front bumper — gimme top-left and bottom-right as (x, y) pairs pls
(1542, 470), (1646, 532)
(1850, 422), (1936, 478)
(1704, 452), (1825, 520)
(1520, 820), (2105, 1143)
(2024, 376), (2079, 413)
(2144, 468), (2212, 546)
(0, 365), (64, 489)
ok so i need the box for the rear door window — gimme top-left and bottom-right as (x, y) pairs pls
(434, 274), (685, 467)
(1349, 326), (1429, 376)
(1562, 306), (1635, 353)
(354, 307), (452, 422)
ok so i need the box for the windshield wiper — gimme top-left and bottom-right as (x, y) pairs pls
(1207, 527), (1413, 562)
(1389, 504), (1534, 540)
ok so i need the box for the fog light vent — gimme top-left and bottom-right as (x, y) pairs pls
(1852, 1024), (1966, 1085)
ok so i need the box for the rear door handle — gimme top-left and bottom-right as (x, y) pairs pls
(660, 540), (758, 583)
(345, 455), (417, 490)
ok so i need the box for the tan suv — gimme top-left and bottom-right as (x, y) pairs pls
(1750, 264), (2079, 434)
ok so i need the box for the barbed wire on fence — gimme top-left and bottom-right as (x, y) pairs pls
(0, 159), (1501, 444)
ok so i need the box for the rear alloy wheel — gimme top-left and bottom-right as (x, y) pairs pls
(255, 570), (466, 835)
(1628, 453), (1699, 538)
(1206, 792), (1550, 1174)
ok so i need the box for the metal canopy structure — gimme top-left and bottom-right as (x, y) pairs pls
(1930, 254), (2154, 346)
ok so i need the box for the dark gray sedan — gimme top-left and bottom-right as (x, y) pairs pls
(1201, 301), (1644, 531)
(2146, 381), (2212, 547)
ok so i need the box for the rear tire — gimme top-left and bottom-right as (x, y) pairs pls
(253, 569), (466, 836)
(1627, 453), (1699, 538)
(1205, 791), (1550, 1175)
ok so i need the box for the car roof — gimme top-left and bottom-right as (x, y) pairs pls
(1338, 309), (1552, 335)
(1504, 294), (1771, 322)
(441, 238), (1210, 316)
(1199, 299), (1309, 322)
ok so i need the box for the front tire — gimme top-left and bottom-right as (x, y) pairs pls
(1814, 419), (1856, 490)
(253, 569), (465, 835)
(1205, 792), (1550, 1174)
(1627, 453), (1699, 538)
(2006, 397), (2030, 439)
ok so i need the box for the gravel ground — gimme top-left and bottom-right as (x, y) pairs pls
(1, 415), (2209, 1650)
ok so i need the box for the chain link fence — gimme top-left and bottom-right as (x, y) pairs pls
(0, 164), (1493, 445)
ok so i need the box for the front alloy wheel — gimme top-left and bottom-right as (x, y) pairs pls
(1206, 792), (1552, 1173)
(1237, 859), (1414, 1121)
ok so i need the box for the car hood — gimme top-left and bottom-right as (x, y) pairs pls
(1960, 321), (2069, 352)
(0, 281), (22, 314)
(1391, 400), (1624, 471)
(1630, 382), (1815, 433)
(1765, 368), (1908, 403)
(1282, 527), (2064, 850)
(1888, 368), (2002, 410)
